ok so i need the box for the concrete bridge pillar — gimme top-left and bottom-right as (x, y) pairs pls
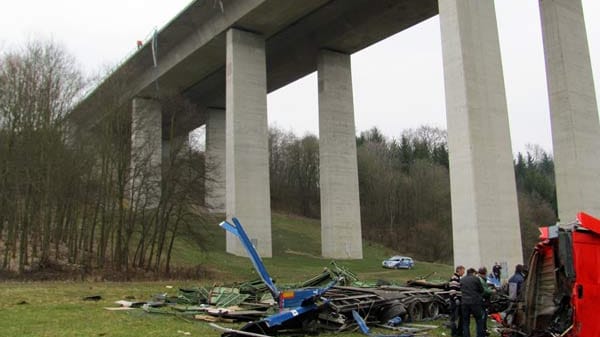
(539, 0), (600, 221)
(131, 97), (162, 208)
(318, 50), (363, 259)
(161, 134), (189, 198)
(162, 134), (189, 172)
(439, 0), (523, 269)
(225, 28), (272, 257)
(205, 108), (226, 213)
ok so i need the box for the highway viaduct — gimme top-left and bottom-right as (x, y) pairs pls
(70, 0), (600, 270)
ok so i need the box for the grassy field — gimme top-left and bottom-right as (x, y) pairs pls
(0, 213), (496, 337)
(168, 213), (452, 283)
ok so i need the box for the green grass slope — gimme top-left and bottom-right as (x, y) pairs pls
(169, 212), (452, 284)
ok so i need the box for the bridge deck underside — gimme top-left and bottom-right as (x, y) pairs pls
(72, 0), (437, 136)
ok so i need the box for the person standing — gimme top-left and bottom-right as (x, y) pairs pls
(492, 263), (501, 279)
(477, 267), (493, 336)
(460, 268), (485, 337)
(508, 264), (526, 299)
(448, 265), (465, 337)
(487, 262), (501, 289)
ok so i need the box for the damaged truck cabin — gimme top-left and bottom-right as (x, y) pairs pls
(508, 212), (600, 337)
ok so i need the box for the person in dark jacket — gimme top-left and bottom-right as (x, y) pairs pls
(508, 264), (526, 298)
(488, 262), (502, 289)
(448, 265), (465, 337)
(460, 268), (485, 337)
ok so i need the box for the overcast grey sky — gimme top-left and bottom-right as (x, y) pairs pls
(1, 0), (599, 154)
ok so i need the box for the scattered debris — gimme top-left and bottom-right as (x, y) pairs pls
(114, 300), (146, 308)
(83, 295), (102, 301)
(210, 323), (272, 337)
(104, 218), (453, 336)
(104, 265), (445, 336)
(104, 307), (136, 311)
(352, 310), (418, 337)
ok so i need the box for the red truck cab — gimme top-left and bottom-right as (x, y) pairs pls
(521, 212), (600, 337)
(570, 212), (600, 337)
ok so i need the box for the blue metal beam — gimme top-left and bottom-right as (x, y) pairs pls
(219, 218), (279, 299)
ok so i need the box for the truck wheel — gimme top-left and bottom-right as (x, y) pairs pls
(408, 302), (423, 321)
(379, 303), (407, 323)
(424, 302), (439, 319)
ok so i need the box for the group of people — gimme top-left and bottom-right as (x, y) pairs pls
(448, 263), (527, 337)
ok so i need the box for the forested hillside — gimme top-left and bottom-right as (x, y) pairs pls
(269, 126), (557, 263)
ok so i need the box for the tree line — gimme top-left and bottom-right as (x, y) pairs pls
(0, 40), (207, 276)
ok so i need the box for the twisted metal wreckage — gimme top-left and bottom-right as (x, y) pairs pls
(213, 218), (448, 337)
(111, 218), (456, 337)
(108, 213), (600, 337)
